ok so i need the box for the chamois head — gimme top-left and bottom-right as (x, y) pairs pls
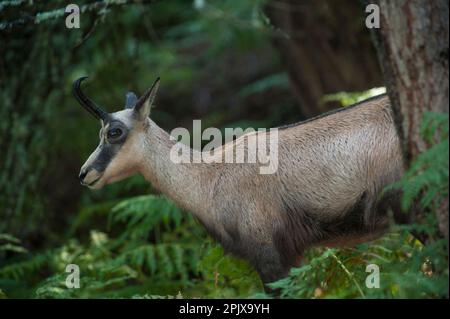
(74, 76), (160, 189)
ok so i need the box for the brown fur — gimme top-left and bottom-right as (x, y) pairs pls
(81, 93), (405, 290)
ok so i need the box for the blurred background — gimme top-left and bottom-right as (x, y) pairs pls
(0, 0), (447, 298)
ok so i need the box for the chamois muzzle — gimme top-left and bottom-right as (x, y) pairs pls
(72, 77), (109, 120)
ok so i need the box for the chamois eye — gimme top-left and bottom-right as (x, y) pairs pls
(107, 128), (123, 139)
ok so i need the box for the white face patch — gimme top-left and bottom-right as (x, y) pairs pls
(109, 109), (135, 128)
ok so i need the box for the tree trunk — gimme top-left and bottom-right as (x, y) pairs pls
(372, 0), (449, 237)
(265, 0), (383, 117)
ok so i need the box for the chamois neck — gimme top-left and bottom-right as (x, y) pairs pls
(139, 120), (213, 216)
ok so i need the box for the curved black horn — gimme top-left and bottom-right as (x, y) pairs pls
(72, 77), (109, 120)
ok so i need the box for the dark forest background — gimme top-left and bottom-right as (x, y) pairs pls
(0, 0), (448, 298)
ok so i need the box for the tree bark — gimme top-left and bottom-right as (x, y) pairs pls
(372, 0), (449, 237)
(265, 0), (383, 117)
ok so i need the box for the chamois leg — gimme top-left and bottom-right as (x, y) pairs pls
(389, 194), (429, 244)
(376, 190), (427, 244)
(252, 244), (291, 297)
(377, 188), (416, 226)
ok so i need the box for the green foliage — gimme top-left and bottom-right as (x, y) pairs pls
(0, 195), (261, 298)
(0, 233), (27, 255)
(238, 73), (290, 98)
(269, 227), (448, 298)
(197, 245), (262, 298)
(387, 112), (449, 211)
(322, 87), (387, 107)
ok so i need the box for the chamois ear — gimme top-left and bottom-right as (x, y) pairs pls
(125, 92), (138, 109)
(134, 77), (160, 120)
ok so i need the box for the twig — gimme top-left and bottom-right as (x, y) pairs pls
(331, 252), (366, 298)
(0, 0), (159, 30)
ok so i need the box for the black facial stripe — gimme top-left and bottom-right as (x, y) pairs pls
(91, 142), (123, 173)
(89, 118), (129, 173)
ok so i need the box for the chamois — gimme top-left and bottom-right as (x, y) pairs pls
(74, 77), (405, 290)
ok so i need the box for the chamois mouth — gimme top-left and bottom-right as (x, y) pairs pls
(81, 176), (102, 188)
(80, 168), (104, 188)
(86, 177), (101, 187)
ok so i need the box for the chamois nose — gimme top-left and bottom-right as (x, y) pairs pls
(79, 170), (87, 183)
